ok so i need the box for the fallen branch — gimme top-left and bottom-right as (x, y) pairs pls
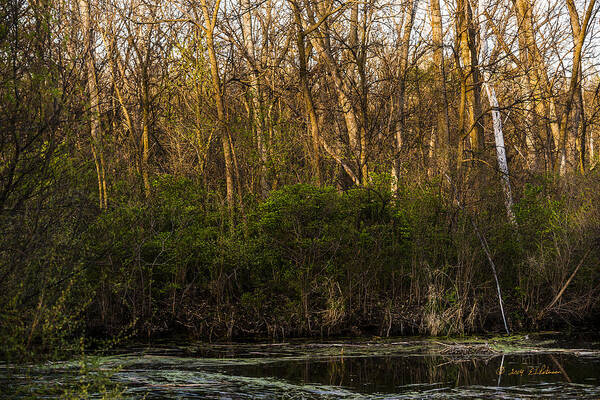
(537, 248), (591, 321)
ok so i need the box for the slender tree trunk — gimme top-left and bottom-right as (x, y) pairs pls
(428, 0), (450, 173)
(292, 1), (321, 184)
(513, 0), (561, 171)
(555, 0), (597, 175)
(486, 10), (539, 168)
(79, 0), (107, 208)
(457, 0), (484, 155)
(347, 1), (368, 183)
(201, 0), (235, 210)
(566, 0), (585, 174)
(591, 124), (595, 165)
(392, 0), (417, 188)
(514, 15), (537, 168)
(141, 74), (150, 198)
(241, 0), (268, 195)
(478, 2), (515, 222)
(564, 0), (594, 174)
(454, 8), (467, 175)
(304, 0), (362, 183)
(457, 70), (467, 174)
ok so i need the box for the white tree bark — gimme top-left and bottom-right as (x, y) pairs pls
(478, 0), (515, 223)
(591, 132), (595, 165)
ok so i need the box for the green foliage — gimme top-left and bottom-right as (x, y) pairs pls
(3, 171), (600, 363)
(514, 183), (566, 248)
(61, 340), (124, 400)
(81, 176), (222, 335)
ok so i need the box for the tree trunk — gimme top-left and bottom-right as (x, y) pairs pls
(555, 0), (597, 175)
(79, 0), (107, 208)
(456, 0), (484, 154)
(478, 2), (515, 223)
(241, 0), (268, 195)
(292, 1), (321, 184)
(201, 0), (235, 209)
(392, 0), (418, 188)
(303, 0), (362, 183)
(428, 0), (450, 173)
(513, 0), (561, 171)
(141, 74), (150, 198)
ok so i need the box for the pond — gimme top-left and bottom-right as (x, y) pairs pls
(2, 334), (600, 399)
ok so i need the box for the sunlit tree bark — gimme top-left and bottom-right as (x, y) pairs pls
(291, 0), (322, 185)
(428, 0), (450, 173)
(512, 0), (560, 171)
(478, 1), (515, 222)
(200, 0), (235, 209)
(456, 0), (484, 157)
(303, 0), (363, 183)
(556, 0), (597, 175)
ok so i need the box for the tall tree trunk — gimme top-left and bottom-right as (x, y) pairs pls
(141, 73), (151, 198)
(456, 0), (484, 155)
(566, 0), (586, 174)
(514, 12), (537, 168)
(79, 0), (107, 208)
(392, 0), (418, 189)
(292, 1), (321, 184)
(201, 0), (235, 209)
(347, 1), (369, 183)
(303, 0), (362, 183)
(512, 0), (561, 171)
(555, 0), (597, 175)
(428, 0), (450, 173)
(241, 0), (268, 195)
(478, 2), (515, 223)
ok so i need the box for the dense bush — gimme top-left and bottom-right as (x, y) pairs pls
(80, 173), (600, 340)
(2, 172), (600, 361)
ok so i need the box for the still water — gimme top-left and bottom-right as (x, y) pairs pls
(2, 336), (600, 399)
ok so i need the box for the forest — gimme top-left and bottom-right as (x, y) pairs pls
(1, 0), (600, 361)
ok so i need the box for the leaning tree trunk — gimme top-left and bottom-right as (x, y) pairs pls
(304, 0), (362, 183)
(478, 1), (515, 223)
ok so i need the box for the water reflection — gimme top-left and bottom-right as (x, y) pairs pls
(212, 353), (600, 393)
(2, 340), (600, 399)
